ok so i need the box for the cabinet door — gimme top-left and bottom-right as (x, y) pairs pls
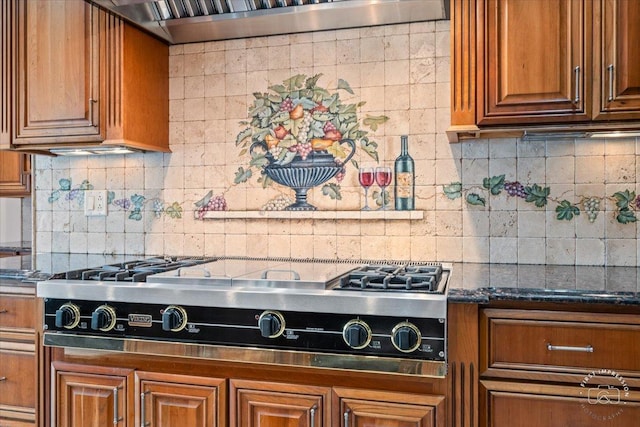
(592, 0), (640, 120)
(479, 0), (590, 125)
(231, 380), (329, 427)
(14, 0), (101, 144)
(332, 388), (444, 427)
(0, 151), (30, 197)
(482, 380), (640, 427)
(136, 371), (226, 427)
(54, 366), (129, 427)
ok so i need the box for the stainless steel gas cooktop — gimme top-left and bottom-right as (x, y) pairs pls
(38, 256), (451, 377)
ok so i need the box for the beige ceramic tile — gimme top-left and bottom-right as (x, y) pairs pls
(606, 239), (637, 266)
(517, 238), (546, 264)
(489, 237), (518, 263)
(462, 236), (490, 263)
(575, 239), (605, 266)
(546, 238), (576, 265)
(575, 156), (605, 184)
(435, 236), (463, 262)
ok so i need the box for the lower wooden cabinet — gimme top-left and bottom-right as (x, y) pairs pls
(480, 308), (640, 427)
(54, 365), (132, 427)
(52, 363), (226, 427)
(229, 380), (445, 427)
(51, 366), (447, 427)
(0, 287), (38, 426)
(231, 380), (330, 426)
(333, 387), (445, 427)
(136, 371), (226, 427)
(481, 380), (640, 427)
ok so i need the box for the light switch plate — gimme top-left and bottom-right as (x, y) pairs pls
(84, 190), (108, 216)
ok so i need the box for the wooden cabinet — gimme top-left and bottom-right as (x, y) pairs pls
(0, 151), (30, 197)
(136, 371), (226, 427)
(592, 0), (640, 120)
(481, 381), (640, 427)
(1, 0), (169, 153)
(480, 308), (640, 427)
(229, 380), (445, 427)
(54, 366), (131, 427)
(230, 380), (330, 426)
(52, 363), (226, 427)
(333, 388), (445, 427)
(479, 0), (589, 126)
(0, 287), (38, 425)
(450, 0), (640, 141)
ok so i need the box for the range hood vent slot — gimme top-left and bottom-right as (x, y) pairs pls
(91, 0), (450, 44)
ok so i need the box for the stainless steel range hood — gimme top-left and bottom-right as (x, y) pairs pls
(90, 0), (450, 44)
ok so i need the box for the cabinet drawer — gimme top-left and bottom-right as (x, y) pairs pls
(0, 350), (36, 409)
(483, 380), (640, 427)
(483, 310), (640, 374)
(0, 295), (35, 331)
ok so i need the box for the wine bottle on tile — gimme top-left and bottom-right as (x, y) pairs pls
(394, 135), (415, 210)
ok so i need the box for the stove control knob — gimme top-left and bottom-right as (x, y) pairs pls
(162, 305), (188, 332)
(258, 310), (285, 338)
(343, 320), (372, 350)
(90, 305), (117, 331)
(391, 322), (421, 353)
(55, 302), (81, 329)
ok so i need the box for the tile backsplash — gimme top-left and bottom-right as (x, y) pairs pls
(33, 21), (640, 266)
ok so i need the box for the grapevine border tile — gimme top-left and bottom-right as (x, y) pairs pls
(443, 175), (639, 225)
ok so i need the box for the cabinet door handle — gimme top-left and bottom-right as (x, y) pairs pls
(0, 376), (6, 381)
(0, 309), (7, 314)
(310, 405), (316, 426)
(113, 387), (123, 425)
(607, 64), (615, 101)
(140, 391), (149, 427)
(89, 98), (98, 125)
(547, 343), (593, 353)
(574, 66), (581, 104)
(343, 409), (350, 427)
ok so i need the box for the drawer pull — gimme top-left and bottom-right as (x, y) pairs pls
(547, 343), (593, 353)
(0, 376), (6, 381)
(0, 309), (8, 314)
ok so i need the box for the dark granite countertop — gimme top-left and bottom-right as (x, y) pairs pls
(447, 263), (640, 305)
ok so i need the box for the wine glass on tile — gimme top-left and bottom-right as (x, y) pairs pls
(375, 166), (392, 210)
(358, 167), (374, 211)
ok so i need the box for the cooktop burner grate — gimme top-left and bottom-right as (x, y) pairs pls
(61, 256), (217, 282)
(337, 264), (443, 293)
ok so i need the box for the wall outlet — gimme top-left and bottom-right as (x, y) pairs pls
(84, 190), (108, 216)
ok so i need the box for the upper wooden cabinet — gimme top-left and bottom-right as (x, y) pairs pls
(1, 0), (169, 153)
(450, 0), (640, 141)
(592, 0), (640, 120)
(0, 150), (30, 197)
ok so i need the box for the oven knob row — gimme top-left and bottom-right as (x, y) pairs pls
(91, 305), (117, 332)
(55, 303), (81, 329)
(162, 305), (188, 332)
(391, 322), (422, 353)
(343, 320), (372, 349)
(258, 310), (285, 338)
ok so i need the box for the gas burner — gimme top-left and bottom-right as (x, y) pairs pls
(63, 256), (216, 282)
(338, 264), (443, 292)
